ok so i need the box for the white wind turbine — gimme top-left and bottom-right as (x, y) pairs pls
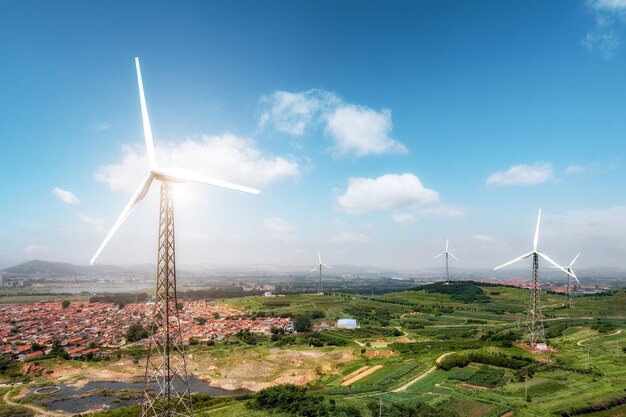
(434, 238), (457, 284)
(551, 253), (581, 308)
(90, 57), (260, 417)
(90, 57), (260, 265)
(494, 209), (573, 347)
(310, 250), (333, 294)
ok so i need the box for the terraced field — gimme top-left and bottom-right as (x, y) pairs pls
(3, 283), (625, 417)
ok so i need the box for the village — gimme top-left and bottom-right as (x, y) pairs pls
(0, 299), (294, 361)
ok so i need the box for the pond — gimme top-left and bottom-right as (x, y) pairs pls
(29, 376), (248, 413)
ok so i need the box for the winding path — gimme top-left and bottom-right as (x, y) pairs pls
(392, 351), (454, 392)
(577, 329), (622, 347)
(3, 387), (69, 417)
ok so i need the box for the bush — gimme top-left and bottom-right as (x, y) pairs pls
(126, 323), (149, 342)
(250, 384), (362, 417)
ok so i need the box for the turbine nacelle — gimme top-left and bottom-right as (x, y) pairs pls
(434, 238), (458, 260)
(310, 250), (333, 273)
(90, 58), (260, 265)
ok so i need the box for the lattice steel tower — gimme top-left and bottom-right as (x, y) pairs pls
(525, 253), (545, 346)
(141, 181), (193, 417)
(89, 57), (260, 417)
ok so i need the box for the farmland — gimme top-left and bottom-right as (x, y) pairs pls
(1, 282), (625, 416)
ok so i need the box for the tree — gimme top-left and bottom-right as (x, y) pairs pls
(61, 300), (70, 309)
(293, 314), (311, 333)
(50, 339), (69, 359)
(126, 323), (149, 343)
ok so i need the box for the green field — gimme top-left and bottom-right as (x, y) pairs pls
(2, 283), (625, 417)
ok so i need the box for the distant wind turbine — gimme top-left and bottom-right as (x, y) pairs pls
(551, 253), (581, 308)
(310, 250), (333, 293)
(434, 238), (457, 284)
(494, 209), (573, 348)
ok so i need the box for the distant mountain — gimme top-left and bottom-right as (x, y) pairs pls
(2, 260), (125, 277)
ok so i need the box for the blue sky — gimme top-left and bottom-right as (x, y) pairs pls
(1, 0), (625, 269)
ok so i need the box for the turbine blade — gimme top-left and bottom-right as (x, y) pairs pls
(494, 251), (534, 270)
(533, 209), (541, 252)
(156, 167), (260, 195)
(135, 57), (157, 168)
(537, 252), (575, 278)
(448, 252), (458, 260)
(446, 238), (449, 251)
(310, 266), (319, 273)
(570, 252), (581, 268)
(318, 250), (321, 265)
(434, 252), (445, 259)
(570, 269), (580, 284)
(90, 173), (154, 265)
(321, 263), (334, 269)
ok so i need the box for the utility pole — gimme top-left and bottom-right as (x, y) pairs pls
(586, 347), (590, 369)
(378, 393), (383, 417)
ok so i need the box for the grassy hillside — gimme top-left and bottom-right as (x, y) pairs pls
(5, 283), (626, 417)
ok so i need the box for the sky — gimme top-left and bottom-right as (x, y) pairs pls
(1, 0), (626, 271)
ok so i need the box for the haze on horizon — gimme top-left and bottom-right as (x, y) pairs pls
(1, 1), (626, 270)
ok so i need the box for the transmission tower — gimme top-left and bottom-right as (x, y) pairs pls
(141, 181), (193, 417)
(525, 254), (545, 347)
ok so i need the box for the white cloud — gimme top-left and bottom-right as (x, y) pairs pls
(392, 213), (416, 224)
(52, 188), (81, 205)
(588, 0), (626, 11)
(336, 173), (440, 215)
(472, 234), (497, 243)
(25, 244), (48, 255)
(326, 105), (407, 156)
(259, 89), (407, 157)
(90, 122), (112, 132)
(565, 165), (589, 174)
(486, 163), (553, 186)
(328, 232), (370, 243)
(565, 161), (618, 174)
(263, 217), (295, 240)
(258, 89), (338, 136)
(96, 133), (299, 194)
(77, 213), (105, 231)
(583, 0), (626, 58)
(419, 204), (467, 218)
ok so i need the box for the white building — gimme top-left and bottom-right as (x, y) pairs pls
(337, 318), (358, 329)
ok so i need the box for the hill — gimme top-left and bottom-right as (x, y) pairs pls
(2, 260), (124, 277)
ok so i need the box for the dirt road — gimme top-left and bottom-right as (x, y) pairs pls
(3, 387), (69, 417)
(393, 351), (454, 392)
(577, 329), (622, 347)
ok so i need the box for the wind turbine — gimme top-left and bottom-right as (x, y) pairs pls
(552, 253), (581, 308)
(494, 209), (573, 348)
(310, 250), (333, 293)
(434, 238), (457, 284)
(91, 58), (260, 417)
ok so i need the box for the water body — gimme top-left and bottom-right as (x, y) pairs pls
(32, 376), (248, 413)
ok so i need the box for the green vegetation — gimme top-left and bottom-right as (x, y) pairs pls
(250, 384), (361, 416)
(3, 282), (625, 417)
(125, 323), (150, 342)
(411, 281), (491, 304)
